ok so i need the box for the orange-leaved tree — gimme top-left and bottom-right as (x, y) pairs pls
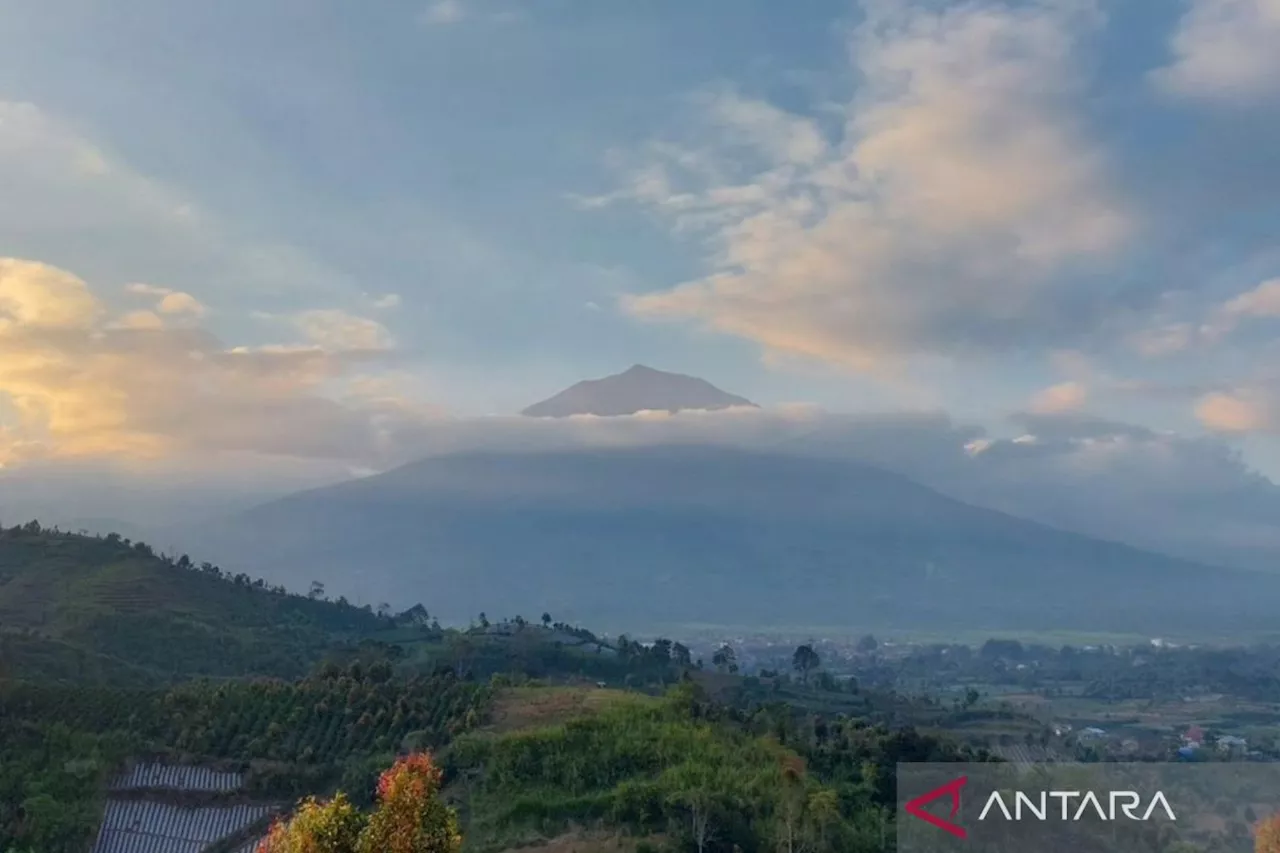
(1257, 813), (1280, 853)
(257, 792), (365, 853)
(256, 753), (461, 853)
(357, 752), (462, 853)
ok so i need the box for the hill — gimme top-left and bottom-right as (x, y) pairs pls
(0, 522), (390, 684)
(521, 364), (756, 417)
(184, 445), (1280, 637)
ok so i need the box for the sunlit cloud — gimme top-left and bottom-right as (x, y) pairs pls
(595, 0), (1131, 370)
(0, 258), (424, 466)
(1029, 381), (1088, 414)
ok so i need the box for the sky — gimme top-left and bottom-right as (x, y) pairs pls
(2, 0), (1280, 484)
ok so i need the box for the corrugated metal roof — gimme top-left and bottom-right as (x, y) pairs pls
(110, 763), (244, 793)
(231, 837), (266, 853)
(90, 801), (276, 853)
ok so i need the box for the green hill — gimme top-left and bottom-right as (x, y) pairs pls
(0, 521), (388, 684)
(0, 522), (1020, 853)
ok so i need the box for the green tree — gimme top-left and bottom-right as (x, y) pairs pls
(712, 644), (737, 674)
(664, 763), (722, 853)
(792, 644), (820, 684)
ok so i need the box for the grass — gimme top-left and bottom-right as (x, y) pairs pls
(481, 686), (654, 735)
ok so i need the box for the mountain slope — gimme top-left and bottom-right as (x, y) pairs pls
(186, 446), (1280, 636)
(521, 364), (757, 417)
(0, 524), (387, 683)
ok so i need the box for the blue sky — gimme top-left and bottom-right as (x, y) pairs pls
(2, 0), (1280, 478)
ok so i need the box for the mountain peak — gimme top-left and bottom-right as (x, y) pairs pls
(521, 365), (757, 418)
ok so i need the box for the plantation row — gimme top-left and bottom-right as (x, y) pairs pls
(0, 670), (491, 767)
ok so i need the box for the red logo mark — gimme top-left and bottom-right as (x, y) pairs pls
(904, 776), (968, 839)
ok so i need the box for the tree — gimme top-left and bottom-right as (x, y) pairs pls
(1257, 813), (1280, 853)
(309, 581), (326, 600)
(541, 612), (552, 628)
(792, 644), (820, 684)
(358, 753), (462, 853)
(856, 634), (878, 654)
(712, 644), (737, 674)
(257, 793), (366, 853)
(664, 763), (721, 853)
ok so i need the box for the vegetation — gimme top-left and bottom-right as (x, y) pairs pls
(257, 753), (461, 853)
(444, 679), (992, 852)
(0, 521), (390, 684)
(1258, 814), (1280, 853)
(10, 523), (1280, 853)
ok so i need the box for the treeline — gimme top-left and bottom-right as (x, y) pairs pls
(862, 638), (1280, 702)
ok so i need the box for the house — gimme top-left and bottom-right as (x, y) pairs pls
(1184, 726), (1204, 746)
(1079, 727), (1107, 740)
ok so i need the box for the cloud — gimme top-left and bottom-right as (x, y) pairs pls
(1221, 277), (1280, 316)
(371, 293), (402, 309)
(420, 0), (465, 25)
(1029, 380), (1088, 414)
(1153, 0), (1280, 101)
(126, 282), (208, 317)
(600, 0), (1131, 369)
(0, 258), (426, 466)
(1196, 388), (1278, 433)
(1127, 277), (1280, 355)
(293, 309), (395, 351)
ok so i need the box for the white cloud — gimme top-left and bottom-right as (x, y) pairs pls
(372, 293), (402, 309)
(293, 309), (395, 351)
(1128, 277), (1280, 355)
(1153, 0), (1280, 101)
(125, 282), (208, 317)
(420, 0), (465, 25)
(1218, 277), (1280, 321)
(158, 291), (207, 316)
(604, 1), (1131, 369)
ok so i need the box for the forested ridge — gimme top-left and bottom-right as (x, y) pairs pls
(0, 523), (994, 853)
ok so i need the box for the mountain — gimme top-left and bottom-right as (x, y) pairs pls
(184, 445), (1280, 637)
(521, 364), (757, 417)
